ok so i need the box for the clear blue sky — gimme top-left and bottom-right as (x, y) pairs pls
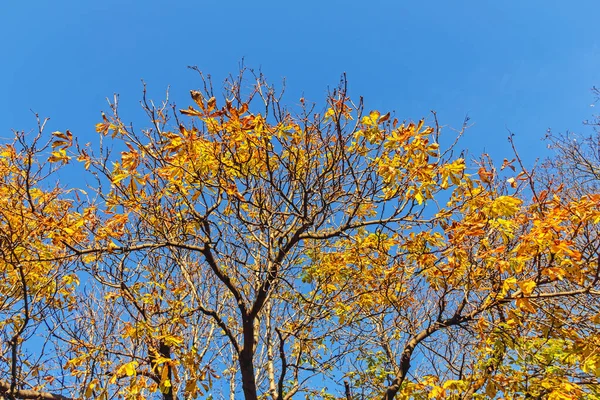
(1, 0), (599, 166)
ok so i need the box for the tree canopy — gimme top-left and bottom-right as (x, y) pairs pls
(1, 71), (599, 400)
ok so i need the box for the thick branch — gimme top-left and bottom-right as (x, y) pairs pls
(0, 380), (74, 400)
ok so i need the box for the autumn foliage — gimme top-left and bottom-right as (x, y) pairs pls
(1, 71), (599, 400)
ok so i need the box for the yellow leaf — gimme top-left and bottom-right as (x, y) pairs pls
(111, 172), (130, 184)
(161, 334), (183, 346)
(325, 283), (337, 292)
(361, 110), (380, 127)
(84, 379), (98, 398)
(544, 266), (566, 281)
(442, 379), (467, 391)
(518, 279), (536, 296)
(161, 364), (170, 383)
(119, 361), (138, 377)
(414, 191), (424, 205)
(490, 196), (522, 217)
(324, 108), (335, 120)
(501, 277), (517, 295)
(52, 130), (72, 141)
(582, 354), (600, 375)
(428, 385), (444, 398)
(485, 381), (497, 397)
(48, 148), (71, 164)
(51, 140), (70, 149)
(516, 298), (537, 313)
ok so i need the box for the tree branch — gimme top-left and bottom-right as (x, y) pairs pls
(0, 380), (74, 400)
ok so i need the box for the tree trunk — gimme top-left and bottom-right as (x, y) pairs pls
(239, 318), (259, 400)
(239, 349), (258, 400)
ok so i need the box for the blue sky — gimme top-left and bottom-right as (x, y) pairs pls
(1, 0), (599, 167)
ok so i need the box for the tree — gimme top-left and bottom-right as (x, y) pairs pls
(0, 121), (86, 400)
(1, 70), (599, 400)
